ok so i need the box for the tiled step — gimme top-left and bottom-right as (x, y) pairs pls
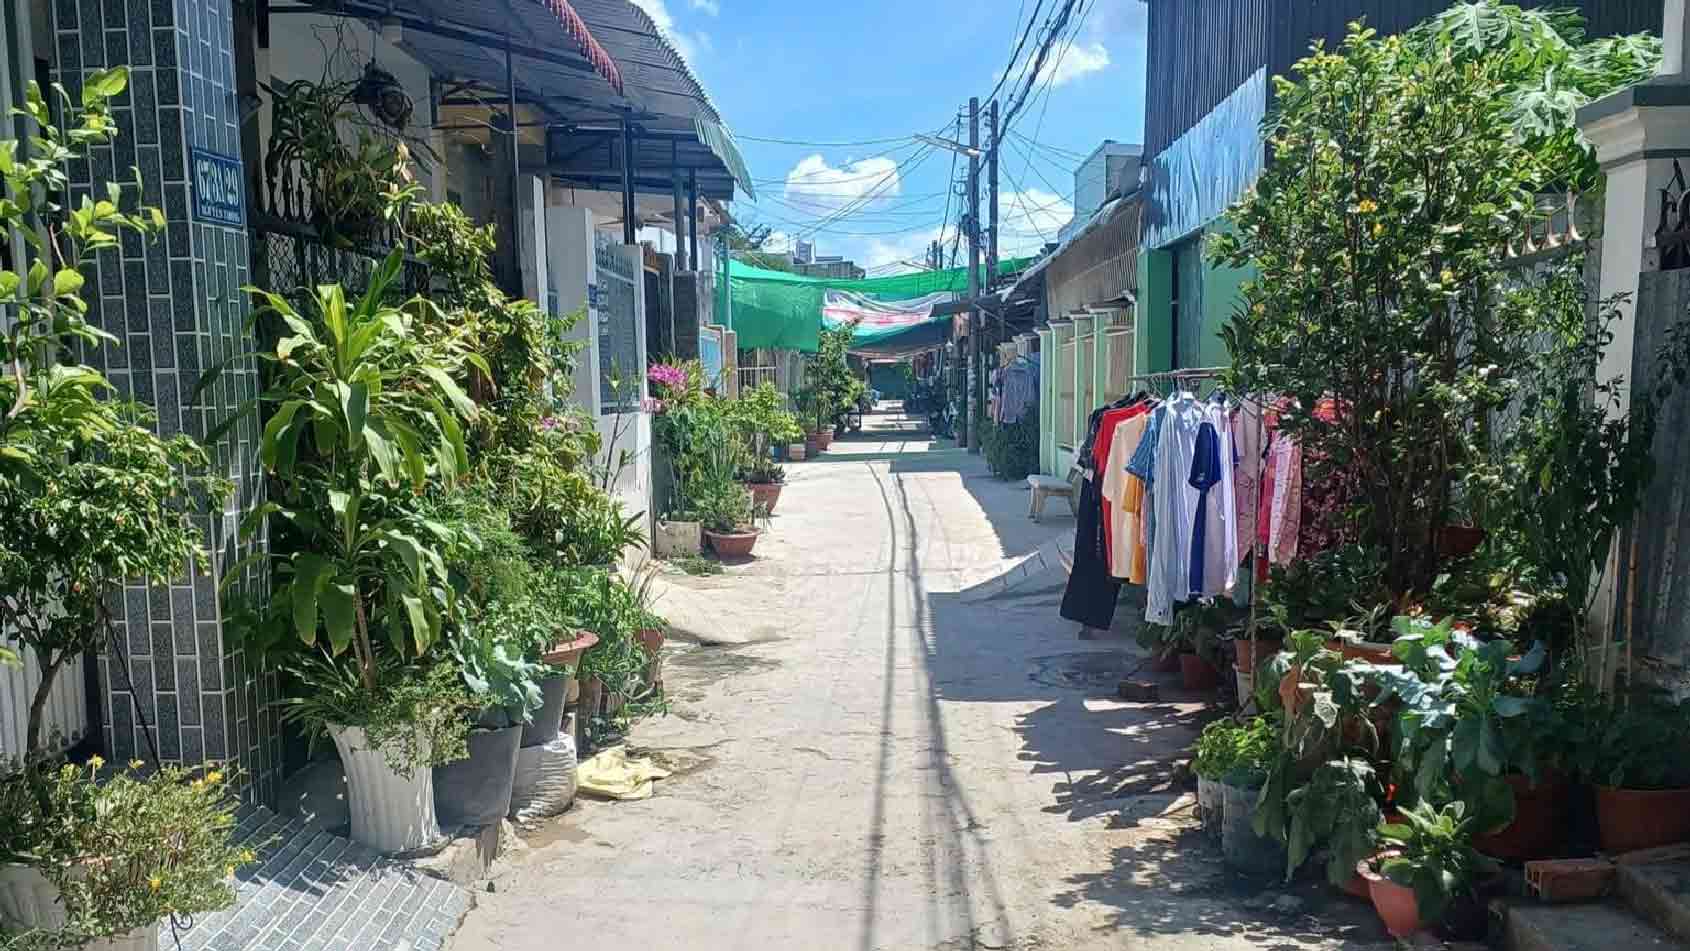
(179, 806), (474, 951)
(1505, 901), (1687, 951)
(1620, 856), (1690, 943)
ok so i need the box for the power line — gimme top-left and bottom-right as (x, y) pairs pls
(1011, 128), (1088, 162)
(979, 0), (1048, 110)
(736, 132), (920, 147)
(996, 0), (1081, 146)
(794, 142), (940, 240)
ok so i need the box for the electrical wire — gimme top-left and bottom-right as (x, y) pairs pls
(735, 132), (921, 147)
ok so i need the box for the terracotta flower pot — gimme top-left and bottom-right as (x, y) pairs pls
(542, 630), (599, 668)
(1234, 637), (1282, 675)
(1438, 525), (1488, 559)
(1153, 651), (1181, 673)
(1475, 772), (1566, 861)
(1359, 853), (1422, 938)
(787, 442), (807, 461)
(1179, 652), (1220, 691)
(1279, 665), (1315, 715)
(705, 528), (760, 559)
(745, 481), (784, 514)
(805, 434), (823, 457)
(1595, 785), (1690, 854)
(817, 430), (835, 451)
(1328, 638), (1396, 664)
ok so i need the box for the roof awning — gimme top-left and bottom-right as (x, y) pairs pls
(313, 0), (752, 201)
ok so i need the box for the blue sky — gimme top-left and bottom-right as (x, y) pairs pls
(631, 0), (1149, 274)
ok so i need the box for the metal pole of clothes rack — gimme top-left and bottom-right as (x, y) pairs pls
(1114, 367), (1271, 707)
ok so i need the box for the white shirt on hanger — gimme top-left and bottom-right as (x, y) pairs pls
(1146, 393), (1207, 626)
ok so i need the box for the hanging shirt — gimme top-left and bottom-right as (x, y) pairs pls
(1092, 403), (1149, 564)
(1104, 411), (1150, 580)
(1126, 404), (1167, 585)
(1198, 398), (1239, 597)
(1188, 421), (1223, 597)
(1146, 396), (1207, 626)
(1232, 400), (1265, 566)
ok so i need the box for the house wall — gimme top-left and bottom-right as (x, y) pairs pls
(48, 0), (275, 800)
(261, 15), (444, 200)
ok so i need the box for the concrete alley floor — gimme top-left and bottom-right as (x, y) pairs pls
(451, 409), (1390, 951)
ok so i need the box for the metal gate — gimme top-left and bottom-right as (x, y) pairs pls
(1623, 269), (1690, 670)
(0, 649), (88, 761)
(595, 233), (641, 413)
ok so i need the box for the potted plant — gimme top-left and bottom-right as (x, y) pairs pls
(1209, 718), (1281, 878)
(226, 253), (482, 854)
(697, 479), (762, 559)
(1362, 801), (1486, 939)
(1571, 692), (1690, 854)
(566, 572), (654, 742)
(435, 624), (544, 830)
(0, 68), (252, 939)
(1375, 617), (1561, 860)
(1192, 717), (1275, 841)
(0, 760), (254, 946)
(742, 459), (787, 515)
(1167, 602), (1230, 691)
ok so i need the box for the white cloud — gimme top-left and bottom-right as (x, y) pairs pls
(998, 188), (1075, 256)
(689, 0), (719, 14)
(1043, 40), (1111, 87)
(629, 0), (709, 64)
(782, 154), (904, 218)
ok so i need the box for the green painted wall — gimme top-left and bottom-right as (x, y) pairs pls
(1136, 223), (1255, 375)
(1137, 250), (1173, 375)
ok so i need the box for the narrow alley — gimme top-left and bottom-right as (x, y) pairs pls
(451, 410), (1384, 951)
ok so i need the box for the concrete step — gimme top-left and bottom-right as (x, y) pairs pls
(1620, 856), (1690, 944)
(178, 806), (474, 951)
(1505, 901), (1688, 951)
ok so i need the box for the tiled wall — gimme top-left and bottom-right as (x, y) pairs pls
(52, 0), (278, 802)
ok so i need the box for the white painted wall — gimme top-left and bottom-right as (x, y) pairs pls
(261, 15), (442, 197)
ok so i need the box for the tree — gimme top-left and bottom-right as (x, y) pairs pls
(1214, 7), (1657, 600)
(721, 219), (795, 273)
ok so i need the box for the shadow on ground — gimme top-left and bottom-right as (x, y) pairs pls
(854, 417), (1388, 948)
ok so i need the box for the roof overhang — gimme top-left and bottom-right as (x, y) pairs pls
(298, 0), (753, 201)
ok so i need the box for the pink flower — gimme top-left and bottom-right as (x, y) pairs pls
(647, 363), (688, 392)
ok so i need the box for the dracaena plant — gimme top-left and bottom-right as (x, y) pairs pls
(226, 250), (486, 695)
(0, 69), (226, 758)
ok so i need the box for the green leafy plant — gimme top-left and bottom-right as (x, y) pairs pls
(1285, 756), (1383, 886)
(807, 321), (861, 430)
(1372, 616), (1549, 831)
(981, 414), (1038, 482)
(560, 571), (652, 703)
(1259, 544), (1391, 639)
(1216, 9), (1659, 601)
(277, 651), (473, 773)
(0, 760), (254, 943)
(0, 70), (226, 759)
(1566, 691), (1690, 790)
(1193, 716), (1277, 786)
(224, 252), (484, 726)
(1376, 800), (1487, 927)
(694, 479), (757, 534)
(452, 624), (545, 727)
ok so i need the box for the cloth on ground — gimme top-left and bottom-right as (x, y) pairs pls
(577, 747), (672, 801)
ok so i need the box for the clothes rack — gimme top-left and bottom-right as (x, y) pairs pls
(1115, 368), (1271, 672)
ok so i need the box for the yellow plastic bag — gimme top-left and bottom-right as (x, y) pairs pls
(576, 747), (672, 801)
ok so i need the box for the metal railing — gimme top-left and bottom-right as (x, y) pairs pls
(738, 365), (779, 393)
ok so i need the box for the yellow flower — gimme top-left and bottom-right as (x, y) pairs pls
(87, 755), (104, 770)
(148, 875), (161, 892)
(1440, 269), (1455, 285)
(191, 779), (204, 790)
(240, 849), (256, 864)
(225, 865), (236, 879)
(128, 759), (144, 771)
(1371, 222), (1384, 239)
(205, 770), (224, 785)
(1357, 198), (1379, 214)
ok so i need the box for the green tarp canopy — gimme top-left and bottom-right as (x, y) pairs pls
(719, 256), (1032, 353)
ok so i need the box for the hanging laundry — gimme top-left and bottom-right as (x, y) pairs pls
(1232, 399), (1266, 566)
(1105, 410), (1152, 581)
(1145, 394), (1208, 626)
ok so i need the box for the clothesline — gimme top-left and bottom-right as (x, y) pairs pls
(1065, 371), (1276, 650)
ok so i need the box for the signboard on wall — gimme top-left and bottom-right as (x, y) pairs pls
(189, 148), (245, 227)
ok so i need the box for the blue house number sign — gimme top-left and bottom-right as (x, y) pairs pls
(190, 148), (245, 227)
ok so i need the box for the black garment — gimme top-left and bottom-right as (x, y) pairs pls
(1060, 473), (1121, 629)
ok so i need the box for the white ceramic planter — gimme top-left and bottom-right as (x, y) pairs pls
(329, 724), (441, 854)
(0, 864), (157, 949)
(652, 519), (702, 558)
(0, 861), (64, 930)
(88, 925), (160, 951)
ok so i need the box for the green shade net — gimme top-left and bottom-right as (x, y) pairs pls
(719, 256), (1032, 353)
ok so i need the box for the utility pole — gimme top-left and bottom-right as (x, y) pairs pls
(983, 99), (999, 440)
(964, 97), (982, 453)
